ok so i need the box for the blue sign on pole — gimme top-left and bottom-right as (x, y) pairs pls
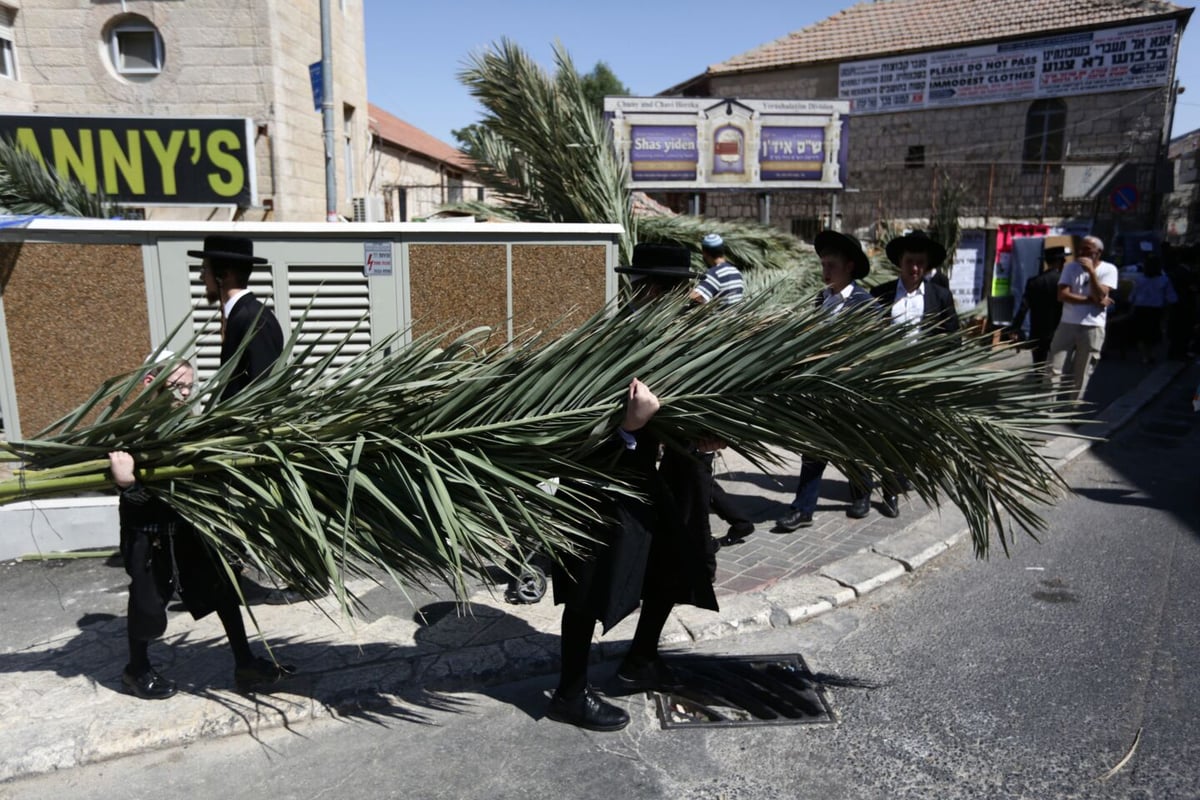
(309, 62), (323, 112)
(1110, 184), (1138, 213)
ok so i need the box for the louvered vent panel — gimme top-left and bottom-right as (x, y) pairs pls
(285, 265), (371, 370)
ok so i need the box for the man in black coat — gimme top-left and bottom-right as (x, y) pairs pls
(190, 235), (284, 400)
(867, 230), (961, 517)
(1008, 245), (1068, 364)
(192, 235), (297, 606)
(547, 244), (719, 732)
(871, 230), (961, 337)
(109, 356), (295, 698)
(775, 230), (881, 532)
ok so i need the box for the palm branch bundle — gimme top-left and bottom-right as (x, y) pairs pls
(457, 39), (637, 263)
(2, 294), (1072, 610)
(0, 138), (118, 218)
(453, 39), (817, 284)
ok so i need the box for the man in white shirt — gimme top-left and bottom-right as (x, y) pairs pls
(776, 231), (879, 531)
(1044, 235), (1118, 403)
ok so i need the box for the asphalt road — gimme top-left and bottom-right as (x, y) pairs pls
(4, 366), (1199, 800)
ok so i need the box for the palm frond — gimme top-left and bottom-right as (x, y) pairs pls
(2, 293), (1077, 612)
(458, 38), (636, 261)
(0, 138), (119, 218)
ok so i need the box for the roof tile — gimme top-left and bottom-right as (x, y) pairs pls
(708, 0), (1190, 75)
(368, 103), (475, 172)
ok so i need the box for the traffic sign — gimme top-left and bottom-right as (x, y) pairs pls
(309, 62), (323, 112)
(1110, 184), (1139, 213)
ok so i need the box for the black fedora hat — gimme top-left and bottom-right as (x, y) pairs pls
(615, 243), (700, 285)
(1043, 245), (1071, 260)
(886, 230), (946, 270)
(187, 235), (268, 265)
(813, 230), (870, 280)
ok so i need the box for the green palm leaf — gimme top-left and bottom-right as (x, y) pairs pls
(0, 138), (119, 218)
(3, 293), (1074, 612)
(452, 38), (819, 285)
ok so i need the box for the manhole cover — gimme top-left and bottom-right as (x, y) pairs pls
(652, 653), (836, 729)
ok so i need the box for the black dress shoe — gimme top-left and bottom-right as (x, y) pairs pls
(774, 509), (813, 532)
(235, 656), (297, 692)
(726, 521), (755, 538)
(616, 656), (686, 692)
(123, 666), (177, 700)
(880, 495), (900, 518)
(847, 497), (870, 519)
(547, 688), (630, 732)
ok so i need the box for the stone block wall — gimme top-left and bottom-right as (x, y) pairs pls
(694, 62), (1170, 237)
(1, 0), (369, 222)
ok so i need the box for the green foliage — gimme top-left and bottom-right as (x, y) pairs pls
(457, 39), (637, 262)
(453, 37), (820, 293)
(579, 61), (630, 114)
(2, 296), (1077, 612)
(0, 138), (119, 218)
(929, 168), (966, 276)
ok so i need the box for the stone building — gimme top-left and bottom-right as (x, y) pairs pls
(367, 103), (487, 221)
(661, 0), (1193, 245)
(1165, 127), (1199, 244)
(0, 0), (410, 223)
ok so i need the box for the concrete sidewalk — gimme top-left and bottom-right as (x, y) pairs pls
(0, 351), (1188, 783)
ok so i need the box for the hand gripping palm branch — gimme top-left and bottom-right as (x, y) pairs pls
(0, 294), (1073, 609)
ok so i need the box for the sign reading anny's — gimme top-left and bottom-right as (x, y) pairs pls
(0, 114), (257, 206)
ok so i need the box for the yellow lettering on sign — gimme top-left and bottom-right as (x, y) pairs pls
(144, 130), (184, 195)
(50, 129), (98, 192)
(13, 129), (47, 167)
(206, 130), (244, 197)
(99, 129), (145, 195)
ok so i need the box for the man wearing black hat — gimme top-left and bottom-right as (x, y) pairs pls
(1008, 245), (1068, 364)
(191, 235), (294, 606)
(776, 231), (881, 531)
(872, 231), (961, 338)
(190, 235), (284, 400)
(866, 231), (960, 518)
(547, 243), (719, 732)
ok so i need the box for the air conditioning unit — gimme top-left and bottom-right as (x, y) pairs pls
(351, 196), (385, 222)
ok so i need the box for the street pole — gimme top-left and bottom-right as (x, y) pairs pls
(320, 0), (337, 222)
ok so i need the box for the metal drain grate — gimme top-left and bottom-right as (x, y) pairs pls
(651, 653), (836, 729)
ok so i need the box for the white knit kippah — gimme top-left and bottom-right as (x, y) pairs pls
(143, 349), (176, 365)
(702, 233), (723, 248)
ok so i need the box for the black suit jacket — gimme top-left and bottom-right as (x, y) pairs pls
(220, 292), (284, 400)
(552, 427), (719, 632)
(870, 279), (961, 336)
(1011, 269), (1063, 343)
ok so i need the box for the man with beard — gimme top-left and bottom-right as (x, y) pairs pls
(190, 235), (284, 400)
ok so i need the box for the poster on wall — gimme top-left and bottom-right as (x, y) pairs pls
(950, 229), (987, 314)
(839, 20), (1176, 114)
(629, 125), (699, 181)
(992, 223), (1050, 297)
(605, 97), (850, 190)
